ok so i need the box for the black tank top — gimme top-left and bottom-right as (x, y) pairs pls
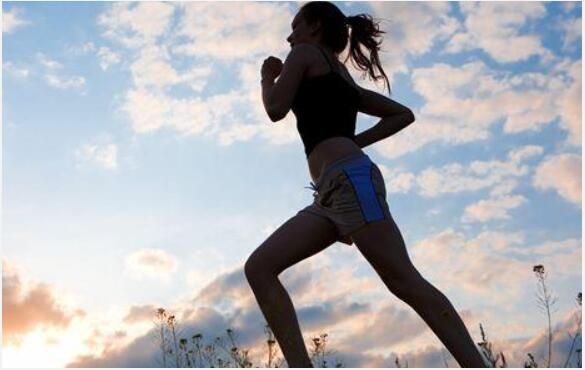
(291, 45), (359, 157)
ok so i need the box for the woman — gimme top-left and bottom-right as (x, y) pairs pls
(245, 2), (488, 368)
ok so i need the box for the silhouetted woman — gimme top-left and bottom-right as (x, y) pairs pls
(245, 1), (489, 368)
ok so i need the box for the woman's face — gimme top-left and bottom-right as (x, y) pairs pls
(286, 12), (320, 48)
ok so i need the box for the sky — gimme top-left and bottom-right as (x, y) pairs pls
(2, 0), (582, 368)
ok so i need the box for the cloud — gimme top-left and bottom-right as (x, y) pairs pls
(3, 61), (30, 78)
(123, 248), (179, 281)
(558, 16), (582, 51)
(377, 164), (415, 194)
(36, 52), (88, 91)
(514, 238), (581, 256)
(36, 52), (63, 69)
(467, 230), (525, 253)
(445, 2), (553, 64)
(481, 308), (582, 368)
(376, 145), (546, 224)
(508, 145), (545, 163)
(533, 153), (581, 205)
(334, 301), (428, 353)
(410, 145), (543, 198)
(65, 42), (122, 71)
(97, 2), (176, 49)
(122, 304), (159, 324)
(67, 236), (580, 367)
(561, 2), (579, 13)
(367, 2), (460, 79)
(410, 228), (581, 308)
(3, 7), (31, 33)
(45, 74), (86, 90)
(377, 54), (576, 159)
(172, 2), (293, 60)
(2, 259), (86, 346)
(554, 59), (582, 147)
(95, 2), (579, 155)
(99, 2), (300, 149)
(381, 145), (544, 223)
(462, 194), (527, 223)
(74, 143), (118, 170)
(97, 46), (121, 71)
(132, 44), (213, 92)
(65, 41), (97, 55)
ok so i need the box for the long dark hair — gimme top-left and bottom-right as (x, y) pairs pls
(300, 1), (391, 95)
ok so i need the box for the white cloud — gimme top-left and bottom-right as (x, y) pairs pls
(217, 123), (260, 146)
(65, 42), (97, 55)
(417, 155), (526, 197)
(45, 74), (86, 90)
(411, 228), (581, 304)
(517, 238), (580, 256)
(462, 194), (527, 223)
(123, 248), (178, 281)
(75, 143), (118, 170)
(555, 60), (582, 147)
(377, 164), (415, 194)
(533, 153), (581, 205)
(467, 230), (525, 253)
(377, 56), (576, 159)
(508, 145), (545, 163)
(36, 52), (87, 91)
(128, 44), (211, 91)
(119, 87), (224, 136)
(425, 208), (441, 217)
(3, 61), (29, 78)
(489, 179), (519, 197)
(3, 7), (31, 33)
(558, 16), (581, 51)
(36, 52), (63, 70)
(379, 144), (544, 199)
(97, 2), (580, 155)
(65, 43), (122, 71)
(173, 2), (293, 60)
(561, 2), (578, 13)
(367, 2), (460, 80)
(445, 2), (553, 64)
(97, 47), (121, 71)
(97, 2), (176, 48)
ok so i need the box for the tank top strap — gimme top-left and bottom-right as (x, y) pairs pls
(315, 45), (337, 73)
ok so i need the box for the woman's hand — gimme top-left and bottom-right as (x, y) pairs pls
(261, 56), (283, 81)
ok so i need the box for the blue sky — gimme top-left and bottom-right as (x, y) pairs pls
(2, 1), (582, 367)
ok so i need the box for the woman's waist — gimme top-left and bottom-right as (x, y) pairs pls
(308, 137), (364, 183)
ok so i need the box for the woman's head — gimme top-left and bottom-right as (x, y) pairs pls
(287, 1), (391, 94)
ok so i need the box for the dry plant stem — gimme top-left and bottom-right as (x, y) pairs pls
(249, 276), (313, 368)
(398, 276), (488, 368)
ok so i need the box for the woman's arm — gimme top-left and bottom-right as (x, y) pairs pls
(261, 45), (310, 122)
(353, 86), (416, 148)
(354, 113), (415, 149)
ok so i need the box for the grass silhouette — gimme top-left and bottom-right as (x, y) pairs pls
(151, 264), (581, 367)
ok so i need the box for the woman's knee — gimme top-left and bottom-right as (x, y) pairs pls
(380, 268), (426, 299)
(244, 254), (277, 285)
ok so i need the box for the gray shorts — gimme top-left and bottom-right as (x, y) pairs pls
(298, 152), (393, 245)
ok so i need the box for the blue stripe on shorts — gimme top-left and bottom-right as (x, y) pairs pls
(341, 161), (385, 222)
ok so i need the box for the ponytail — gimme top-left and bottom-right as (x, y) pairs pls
(345, 14), (391, 95)
(299, 2), (392, 94)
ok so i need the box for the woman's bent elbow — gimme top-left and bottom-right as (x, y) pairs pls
(407, 110), (416, 123)
(268, 110), (285, 122)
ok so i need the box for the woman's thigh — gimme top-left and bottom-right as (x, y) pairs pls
(245, 211), (339, 278)
(350, 218), (422, 292)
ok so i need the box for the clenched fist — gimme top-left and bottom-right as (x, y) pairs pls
(261, 56), (283, 81)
